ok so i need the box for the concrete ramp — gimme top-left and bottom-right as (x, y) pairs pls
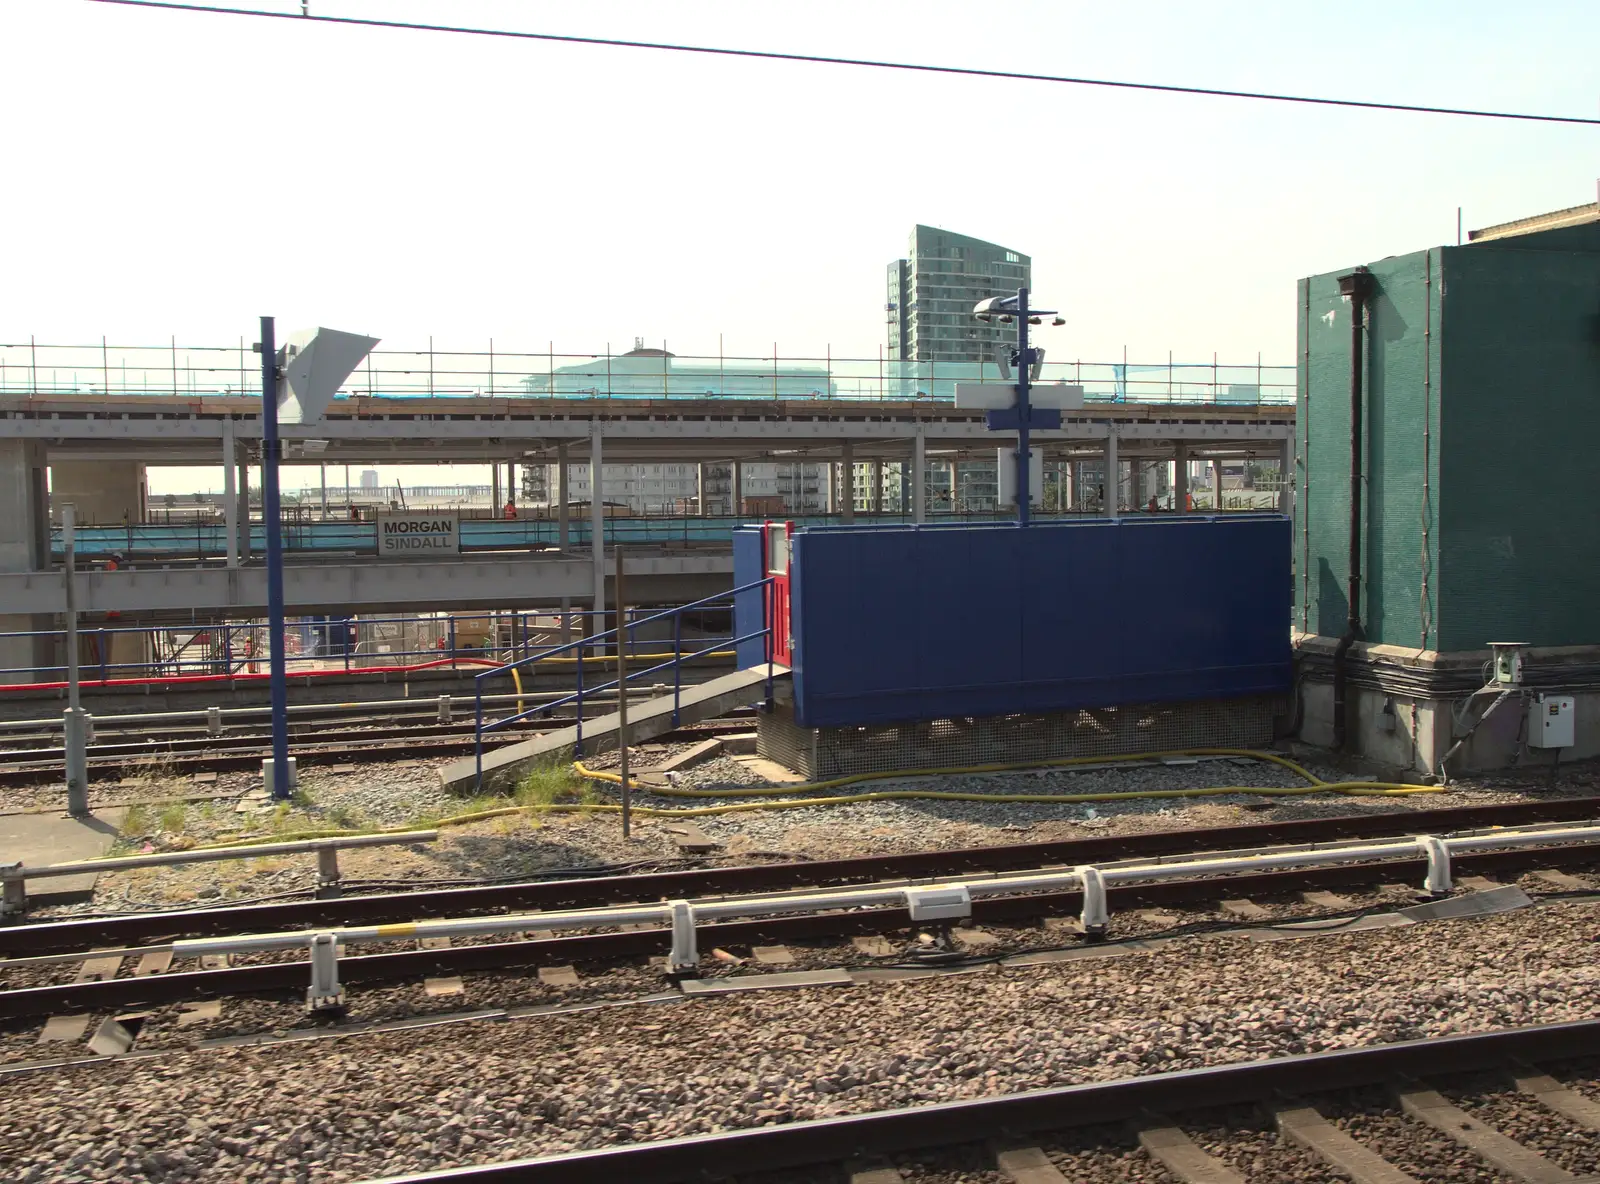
(440, 665), (789, 794)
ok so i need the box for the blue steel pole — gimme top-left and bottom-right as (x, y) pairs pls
(259, 316), (292, 800)
(1016, 287), (1031, 527)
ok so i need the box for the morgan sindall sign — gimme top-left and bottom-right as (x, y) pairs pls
(379, 513), (460, 558)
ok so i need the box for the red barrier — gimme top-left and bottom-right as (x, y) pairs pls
(0, 657), (505, 693)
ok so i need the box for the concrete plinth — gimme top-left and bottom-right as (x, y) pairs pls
(1293, 635), (1600, 776)
(1, 808), (127, 906)
(263, 756), (299, 797)
(758, 696), (1283, 780)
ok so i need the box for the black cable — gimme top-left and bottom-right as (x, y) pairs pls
(881, 904), (1394, 969)
(88, 0), (1600, 128)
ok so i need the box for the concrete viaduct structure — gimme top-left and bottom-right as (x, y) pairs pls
(0, 389), (1294, 677)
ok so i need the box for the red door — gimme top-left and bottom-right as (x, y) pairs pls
(765, 521), (793, 665)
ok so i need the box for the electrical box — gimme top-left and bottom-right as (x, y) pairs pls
(905, 884), (972, 922)
(1489, 642), (1528, 686)
(1528, 694), (1575, 749)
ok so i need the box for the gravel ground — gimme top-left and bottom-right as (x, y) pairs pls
(1435, 1072), (1600, 1176)
(1, 901), (1596, 1182)
(14, 748), (1598, 915)
(1182, 1106), (1341, 1182)
(1322, 1087), (1522, 1183)
(1040, 1126), (1178, 1183)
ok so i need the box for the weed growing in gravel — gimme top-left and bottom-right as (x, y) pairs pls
(515, 762), (587, 807)
(118, 803), (153, 845)
(157, 802), (188, 834)
(130, 750), (180, 786)
(323, 803), (369, 830)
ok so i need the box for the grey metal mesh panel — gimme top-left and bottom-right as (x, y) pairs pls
(758, 697), (1284, 779)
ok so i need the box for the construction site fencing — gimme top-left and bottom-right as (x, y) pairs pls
(1, 340), (1294, 406)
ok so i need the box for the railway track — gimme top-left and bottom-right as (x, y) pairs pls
(0, 715), (754, 783)
(363, 1022), (1600, 1183)
(6, 792), (1598, 954)
(3, 795), (1599, 1026)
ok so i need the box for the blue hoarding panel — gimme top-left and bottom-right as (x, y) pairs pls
(789, 517), (1290, 727)
(732, 526), (766, 671)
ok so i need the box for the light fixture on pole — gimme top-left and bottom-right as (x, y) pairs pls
(256, 323), (379, 800)
(959, 290), (1074, 525)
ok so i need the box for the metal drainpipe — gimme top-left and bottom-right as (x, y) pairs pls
(1332, 267), (1375, 751)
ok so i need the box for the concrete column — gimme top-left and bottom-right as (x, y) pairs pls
(491, 464), (500, 514)
(590, 424), (605, 631)
(507, 462), (516, 508)
(947, 461), (959, 513)
(1212, 458), (1224, 513)
(239, 453), (251, 561)
(871, 459), (883, 515)
(732, 460), (743, 518)
(697, 462), (707, 516)
(0, 440), (50, 683)
(557, 441), (570, 549)
(51, 461), (145, 526)
(1064, 460), (1076, 510)
(223, 419), (239, 568)
(840, 442), (854, 522)
(1104, 431), (1119, 519)
(912, 432), (926, 524)
(1174, 444), (1189, 514)
(1279, 437), (1294, 517)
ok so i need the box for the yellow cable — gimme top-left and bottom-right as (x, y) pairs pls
(573, 747), (1437, 805)
(181, 748), (1433, 852)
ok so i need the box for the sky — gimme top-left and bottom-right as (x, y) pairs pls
(4, 0), (1597, 492)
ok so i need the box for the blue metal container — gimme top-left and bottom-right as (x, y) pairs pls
(786, 517), (1290, 728)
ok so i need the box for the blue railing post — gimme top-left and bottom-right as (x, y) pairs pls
(474, 677), (484, 791)
(573, 649), (585, 757)
(672, 612), (682, 725)
(98, 630), (107, 684)
(448, 617), (457, 671)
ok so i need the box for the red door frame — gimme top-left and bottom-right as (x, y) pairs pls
(765, 520), (794, 665)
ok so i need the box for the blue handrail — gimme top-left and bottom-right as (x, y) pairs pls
(472, 576), (775, 789)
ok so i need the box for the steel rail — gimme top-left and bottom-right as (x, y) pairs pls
(3, 840), (1596, 1021)
(3, 794), (1597, 955)
(0, 718), (752, 784)
(364, 1019), (1600, 1183)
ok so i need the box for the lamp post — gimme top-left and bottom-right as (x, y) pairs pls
(962, 289), (1070, 525)
(256, 322), (380, 800)
(258, 316), (291, 800)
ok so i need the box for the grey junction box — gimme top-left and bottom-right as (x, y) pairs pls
(1529, 695), (1575, 748)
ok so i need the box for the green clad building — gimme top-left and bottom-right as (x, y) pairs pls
(887, 226), (1030, 509)
(1293, 200), (1600, 772)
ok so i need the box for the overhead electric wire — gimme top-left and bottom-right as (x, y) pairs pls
(89, 0), (1600, 128)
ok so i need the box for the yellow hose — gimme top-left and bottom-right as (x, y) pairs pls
(179, 747), (1434, 852)
(573, 746), (1439, 808)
